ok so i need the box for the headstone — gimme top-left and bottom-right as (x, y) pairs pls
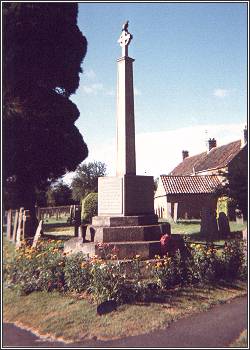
(16, 207), (24, 248)
(217, 212), (230, 238)
(12, 210), (19, 243)
(74, 206), (81, 237)
(6, 209), (12, 240)
(235, 208), (244, 225)
(200, 207), (218, 241)
(32, 220), (43, 248)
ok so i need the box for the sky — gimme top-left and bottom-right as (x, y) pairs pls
(65, 1), (247, 182)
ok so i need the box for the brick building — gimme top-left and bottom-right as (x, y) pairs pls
(154, 175), (221, 220)
(154, 127), (247, 220)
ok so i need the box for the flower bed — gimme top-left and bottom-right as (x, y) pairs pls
(3, 238), (247, 305)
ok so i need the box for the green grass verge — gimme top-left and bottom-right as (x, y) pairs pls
(229, 329), (248, 347)
(169, 220), (247, 235)
(3, 281), (247, 343)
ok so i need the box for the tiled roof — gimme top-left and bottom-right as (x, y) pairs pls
(195, 140), (242, 172)
(169, 152), (207, 175)
(160, 175), (222, 194)
(170, 140), (242, 175)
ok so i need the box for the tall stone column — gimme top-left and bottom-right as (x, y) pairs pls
(116, 20), (136, 176)
(116, 56), (136, 176)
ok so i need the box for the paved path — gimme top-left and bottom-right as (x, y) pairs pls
(3, 296), (247, 348)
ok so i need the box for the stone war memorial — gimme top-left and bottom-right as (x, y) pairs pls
(65, 21), (167, 259)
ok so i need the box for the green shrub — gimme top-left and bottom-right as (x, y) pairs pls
(4, 239), (65, 294)
(88, 259), (127, 304)
(82, 192), (98, 222)
(218, 239), (245, 280)
(64, 253), (91, 292)
(189, 243), (220, 284)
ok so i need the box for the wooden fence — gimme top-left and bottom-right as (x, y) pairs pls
(3, 205), (82, 245)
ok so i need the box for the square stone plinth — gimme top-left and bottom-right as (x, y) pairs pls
(98, 175), (154, 216)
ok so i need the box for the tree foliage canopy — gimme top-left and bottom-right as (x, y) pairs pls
(81, 192), (98, 222)
(46, 181), (74, 207)
(3, 3), (88, 221)
(71, 161), (107, 201)
(217, 146), (248, 219)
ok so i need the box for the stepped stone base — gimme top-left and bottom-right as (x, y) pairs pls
(92, 214), (158, 227)
(64, 238), (161, 259)
(63, 215), (170, 259)
(85, 215), (169, 243)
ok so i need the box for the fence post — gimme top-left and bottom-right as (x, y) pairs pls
(74, 205), (81, 237)
(12, 210), (19, 243)
(32, 220), (43, 248)
(16, 207), (24, 248)
(6, 209), (12, 240)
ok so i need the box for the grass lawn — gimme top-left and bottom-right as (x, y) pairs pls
(37, 219), (247, 242)
(168, 220), (247, 235)
(3, 281), (247, 343)
(229, 329), (248, 347)
(158, 220), (247, 246)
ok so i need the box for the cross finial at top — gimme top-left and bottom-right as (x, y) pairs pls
(122, 20), (129, 31)
(118, 20), (133, 57)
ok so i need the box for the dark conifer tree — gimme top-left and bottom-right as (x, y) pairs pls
(3, 3), (88, 234)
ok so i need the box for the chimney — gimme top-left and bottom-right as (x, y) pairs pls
(208, 138), (217, 151)
(182, 150), (189, 160)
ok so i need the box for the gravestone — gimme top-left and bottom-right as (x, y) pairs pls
(235, 208), (244, 225)
(74, 206), (81, 237)
(6, 209), (12, 240)
(200, 207), (218, 241)
(64, 22), (165, 259)
(217, 212), (231, 238)
(32, 220), (43, 248)
(12, 210), (19, 243)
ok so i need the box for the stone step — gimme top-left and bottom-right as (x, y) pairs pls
(64, 238), (161, 259)
(92, 214), (158, 227)
(85, 223), (169, 243)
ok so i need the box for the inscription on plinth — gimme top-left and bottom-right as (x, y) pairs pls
(98, 177), (123, 215)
